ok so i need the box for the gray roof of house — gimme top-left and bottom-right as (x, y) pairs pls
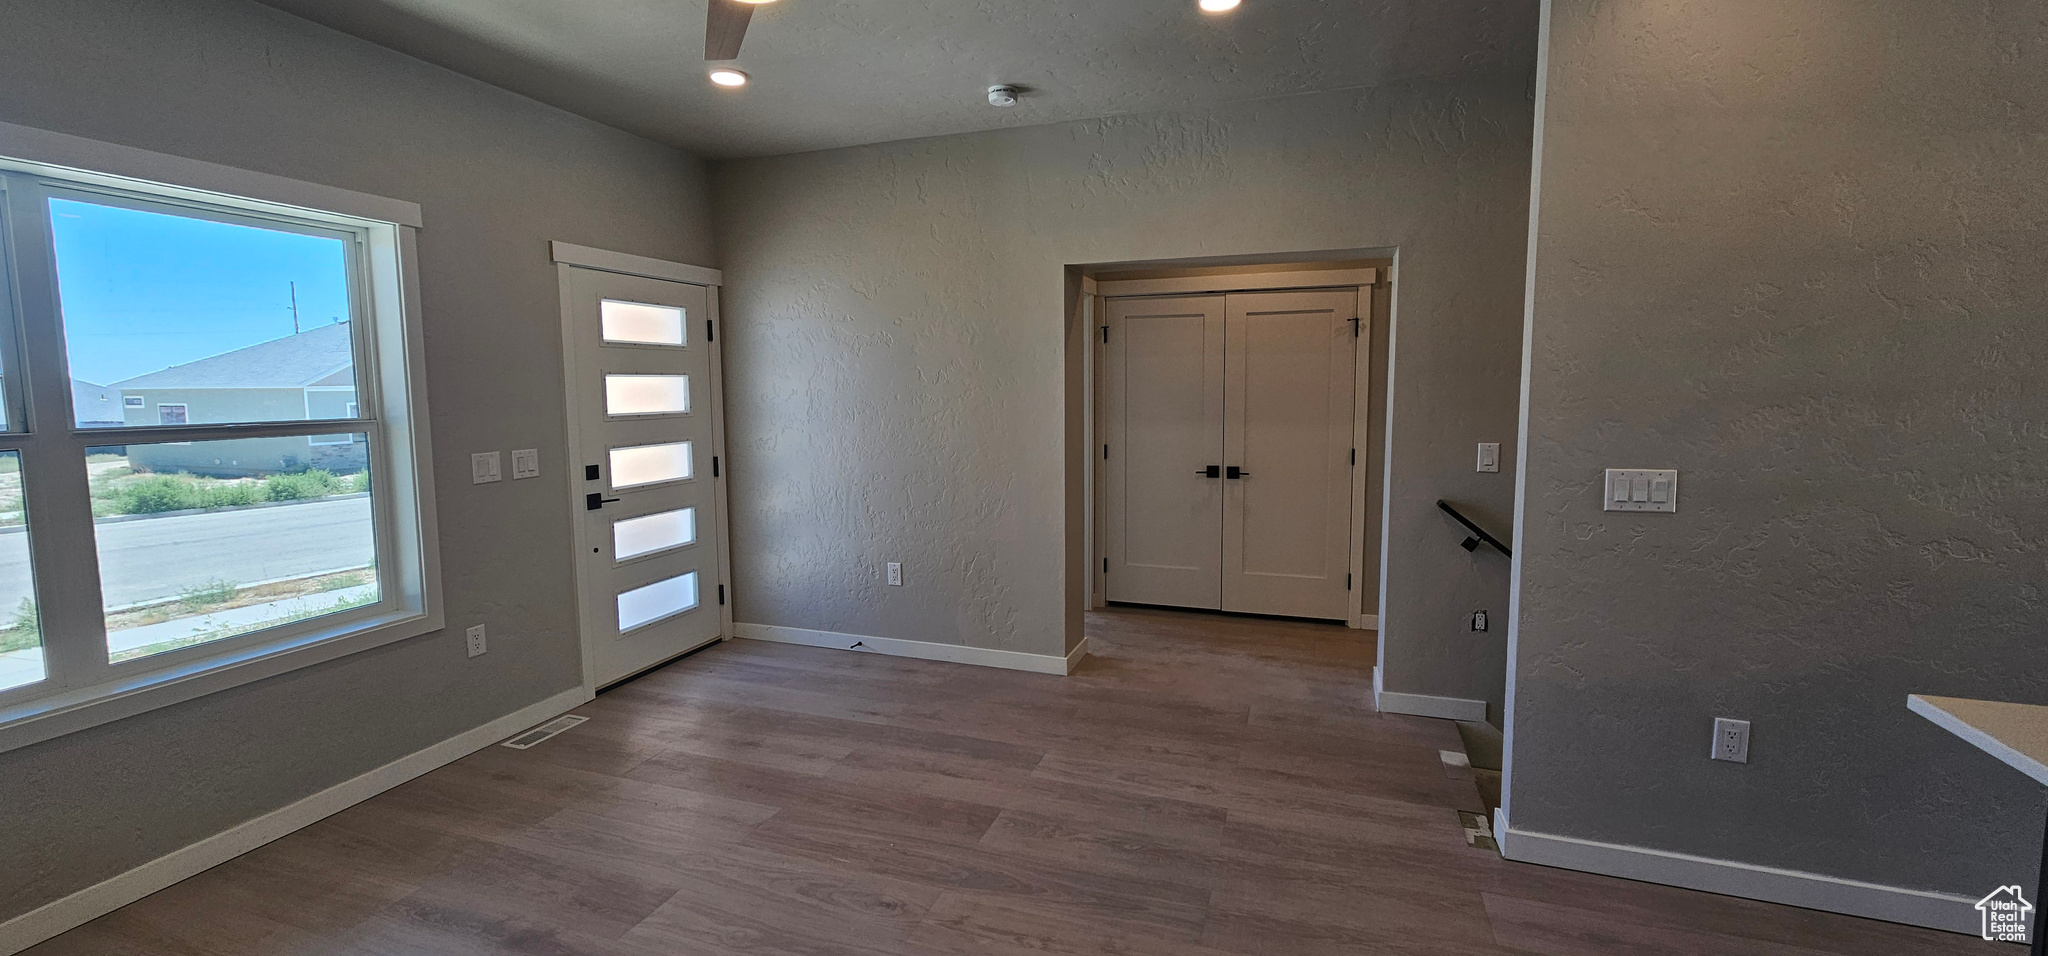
(113, 322), (354, 390)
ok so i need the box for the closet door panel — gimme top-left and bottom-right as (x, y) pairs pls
(1104, 295), (1225, 609)
(1222, 290), (1357, 618)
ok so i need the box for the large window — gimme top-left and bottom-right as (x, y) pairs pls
(0, 141), (437, 749)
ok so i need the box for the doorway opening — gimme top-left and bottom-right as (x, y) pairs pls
(1070, 253), (1393, 634)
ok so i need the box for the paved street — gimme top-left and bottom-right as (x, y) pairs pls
(0, 496), (375, 611)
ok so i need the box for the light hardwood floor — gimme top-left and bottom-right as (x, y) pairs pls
(28, 607), (1978, 955)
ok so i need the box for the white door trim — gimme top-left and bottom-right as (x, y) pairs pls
(550, 241), (722, 288)
(1094, 267), (1377, 298)
(1347, 284), (1375, 629)
(555, 263), (735, 699)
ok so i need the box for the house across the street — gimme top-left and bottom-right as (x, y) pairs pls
(72, 379), (121, 426)
(111, 321), (364, 477)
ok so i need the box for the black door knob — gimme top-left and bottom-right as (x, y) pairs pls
(585, 492), (621, 510)
(1226, 466), (1249, 479)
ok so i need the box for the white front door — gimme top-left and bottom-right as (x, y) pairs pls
(561, 266), (724, 687)
(1222, 290), (1358, 618)
(1101, 288), (1359, 620)
(1103, 295), (1225, 609)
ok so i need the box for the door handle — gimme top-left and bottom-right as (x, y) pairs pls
(1197, 465), (1220, 478)
(585, 492), (621, 510)
(1226, 466), (1249, 479)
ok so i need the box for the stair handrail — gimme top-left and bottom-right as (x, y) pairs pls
(1437, 500), (1512, 558)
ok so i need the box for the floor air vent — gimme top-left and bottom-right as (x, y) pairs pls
(500, 714), (589, 750)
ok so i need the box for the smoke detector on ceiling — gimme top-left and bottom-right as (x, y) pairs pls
(987, 85), (1020, 108)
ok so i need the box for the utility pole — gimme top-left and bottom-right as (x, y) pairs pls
(289, 281), (301, 334)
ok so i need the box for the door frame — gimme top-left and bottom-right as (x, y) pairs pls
(553, 242), (734, 699)
(1087, 267), (1384, 629)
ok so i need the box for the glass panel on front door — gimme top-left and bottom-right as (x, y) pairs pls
(599, 300), (686, 347)
(604, 374), (690, 417)
(612, 507), (696, 562)
(616, 571), (698, 633)
(608, 441), (692, 490)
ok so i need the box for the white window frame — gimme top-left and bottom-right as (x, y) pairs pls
(0, 121), (440, 754)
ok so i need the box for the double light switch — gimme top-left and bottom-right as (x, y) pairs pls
(1604, 468), (1678, 513)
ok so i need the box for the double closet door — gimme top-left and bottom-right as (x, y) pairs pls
(1103, 290), (1358, 620)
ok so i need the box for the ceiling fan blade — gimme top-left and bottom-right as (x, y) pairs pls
(705, 0), (754, 61)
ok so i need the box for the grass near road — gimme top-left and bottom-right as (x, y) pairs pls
(110, 583), (379, 662)
(0, 567), (377, 658)
(0, 456), (368, 527)
(109, 567), (374, 627)
(89, 466), (368, 518)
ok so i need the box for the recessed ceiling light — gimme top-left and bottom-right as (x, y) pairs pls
(1199, 0), (1241, 11)
(733, 0), (779, 4)
(709, 68), (749, 88)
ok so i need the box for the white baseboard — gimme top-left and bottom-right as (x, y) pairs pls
(1502, 824), (1979, 937)
(1372, 666), (1488, 722)
(1063, 637), (1090, 675)
(735, 623), (1077, 676)
(0, 686), (590, 956)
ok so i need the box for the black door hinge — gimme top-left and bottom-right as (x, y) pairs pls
(706, 318), (715, 342)
(1347, 573), (1353, 590)
(712, 455), (720, 478)
(718, 584), (725, 605)
(1350, 448), (1356, 466)
(1102, 444), (1108, 460)
(1103, 558), (1109, 573)
(1351, 316), (1361, 337)
(1101, 326), (1108, 343)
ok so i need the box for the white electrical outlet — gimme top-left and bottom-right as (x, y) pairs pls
(471, 451), (502, 484)
(886, 562), (902, 586)
(510, 448), (540, 480)
(1604, 468), (1678, 513)
(466, 624), (488, 658)
(1477, 443), (1501, 473)
(1712, 717), (1750, 763)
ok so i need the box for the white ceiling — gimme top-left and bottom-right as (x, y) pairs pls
(253, 0), (1536, 159)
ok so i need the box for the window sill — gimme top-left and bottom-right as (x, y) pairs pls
(0, 605), (445, 755)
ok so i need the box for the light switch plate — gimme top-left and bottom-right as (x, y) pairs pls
(1476, 443), (1501, 473)
(1603, 468), (1677, 512)
(471, 451), (502, 484)
(510, 448), (540, 480)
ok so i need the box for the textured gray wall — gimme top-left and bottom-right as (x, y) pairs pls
(0, 0), (709, 920)
(711, 65), (1534, 707)
(1509, 0), (2048, 898)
